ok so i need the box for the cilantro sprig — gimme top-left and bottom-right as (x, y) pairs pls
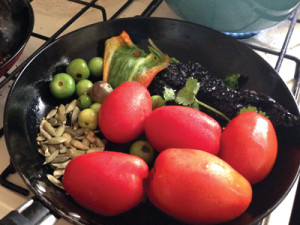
(239, 106), (268, 117)
(159, 77), (231, 122)
(175, 78), (230, 122)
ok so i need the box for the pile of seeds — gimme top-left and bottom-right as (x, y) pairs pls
(36, 99), (106, 189)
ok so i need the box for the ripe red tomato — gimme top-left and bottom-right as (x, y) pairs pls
(99, 81), (152, 143)
(63, 151), (149, 216)
(219, 111), (278, 184)
(146, 148), (252, 224)
(145, 105), (222, 154)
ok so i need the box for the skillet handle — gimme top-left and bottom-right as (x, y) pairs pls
(0, 198), (59, 225)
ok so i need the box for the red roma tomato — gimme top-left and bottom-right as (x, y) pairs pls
(63, 151), (149, 216)
(145, 105), (221, 154)
(219, 111), (278, 184)
(99, 81), (152, 143)
(146, 148), (252, 224)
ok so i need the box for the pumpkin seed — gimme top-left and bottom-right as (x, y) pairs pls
(74, 135), (85, 141)
(41, 143), (49, 152)
(95, 137), (105, 148)
(46, 108), (58, 119)
(82, 138), (90, 147)
(47, 174), (64, 189)
(71, 139), (89, 150)
(53, 169), (65, 178)
(67, 148), (85, 159)
(36, 135), (46, 142)
(48, 145), (58, 154)
(64, 126), (77, 137)
(46, 136), (68, 145)
(39, 120), (52, 139)
(86, 131), (96, 143)
(75, 128), (85, 136)
(52, 155), (70, 163)
(59, 145), (68, 154)
(55, 125), (65, 137)
(43, 150), (59, 165)
(87, 147), (104, 153)
(38, 148), (48, 157)
(51, 160), (70, 169)
(71, 107), (80, 125)
(57, 104), (66, 123)
(62, 133), (72, 147)
(43, 121), (56, 137)
(89, 143), (97, 148)
(72, 121), (79, 130)
(47, 118), (59, 126)
(65, 99), (77, 114)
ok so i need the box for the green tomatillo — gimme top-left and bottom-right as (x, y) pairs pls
(129, 140), (155, 164)
(78, 94), (93, 109)
(88, 57), (103, 77)
(78, 108), (98, 130)
(76, 79), (93, 96)
(49, 73), (75, 99)
(66, 58), (90, 82)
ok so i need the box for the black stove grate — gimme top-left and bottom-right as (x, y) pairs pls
(0, 1), (299, 225)
(245, 5), (300, 99)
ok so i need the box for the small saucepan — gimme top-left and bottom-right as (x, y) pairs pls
(0, 0), (34, 77)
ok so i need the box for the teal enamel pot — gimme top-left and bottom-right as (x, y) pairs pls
(165, 0), (300, 34)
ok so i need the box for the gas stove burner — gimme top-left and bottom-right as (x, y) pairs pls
(223, 31), (260, 39)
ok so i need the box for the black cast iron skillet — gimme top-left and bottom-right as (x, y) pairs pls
(2, 17), (300, 225)
(0, 0), (34, 77)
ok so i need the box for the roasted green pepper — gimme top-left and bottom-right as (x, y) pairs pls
(103, 31), (170, 88)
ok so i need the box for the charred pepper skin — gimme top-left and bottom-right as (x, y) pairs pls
(148, 62), (298, 127)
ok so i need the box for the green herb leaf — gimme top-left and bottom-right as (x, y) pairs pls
(174, 77), (230, 122)
(151, 95), (166, 110)
(175, 77), (200, 106)
(163, 87), (176, 102)
(191, 102), (200, 110)
(239, 106), (268, 117)
(223, 74), (240, 90)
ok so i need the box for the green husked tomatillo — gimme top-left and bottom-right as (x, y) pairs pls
(88, 57), (103, 77)
(129, 140), (155, 164)
(78, 94), (93, 109)
(67, 58), (90, 82)
(78, 108), (98, 130)
(49, 73), (76, 99)
(76, 79), (93, 96)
